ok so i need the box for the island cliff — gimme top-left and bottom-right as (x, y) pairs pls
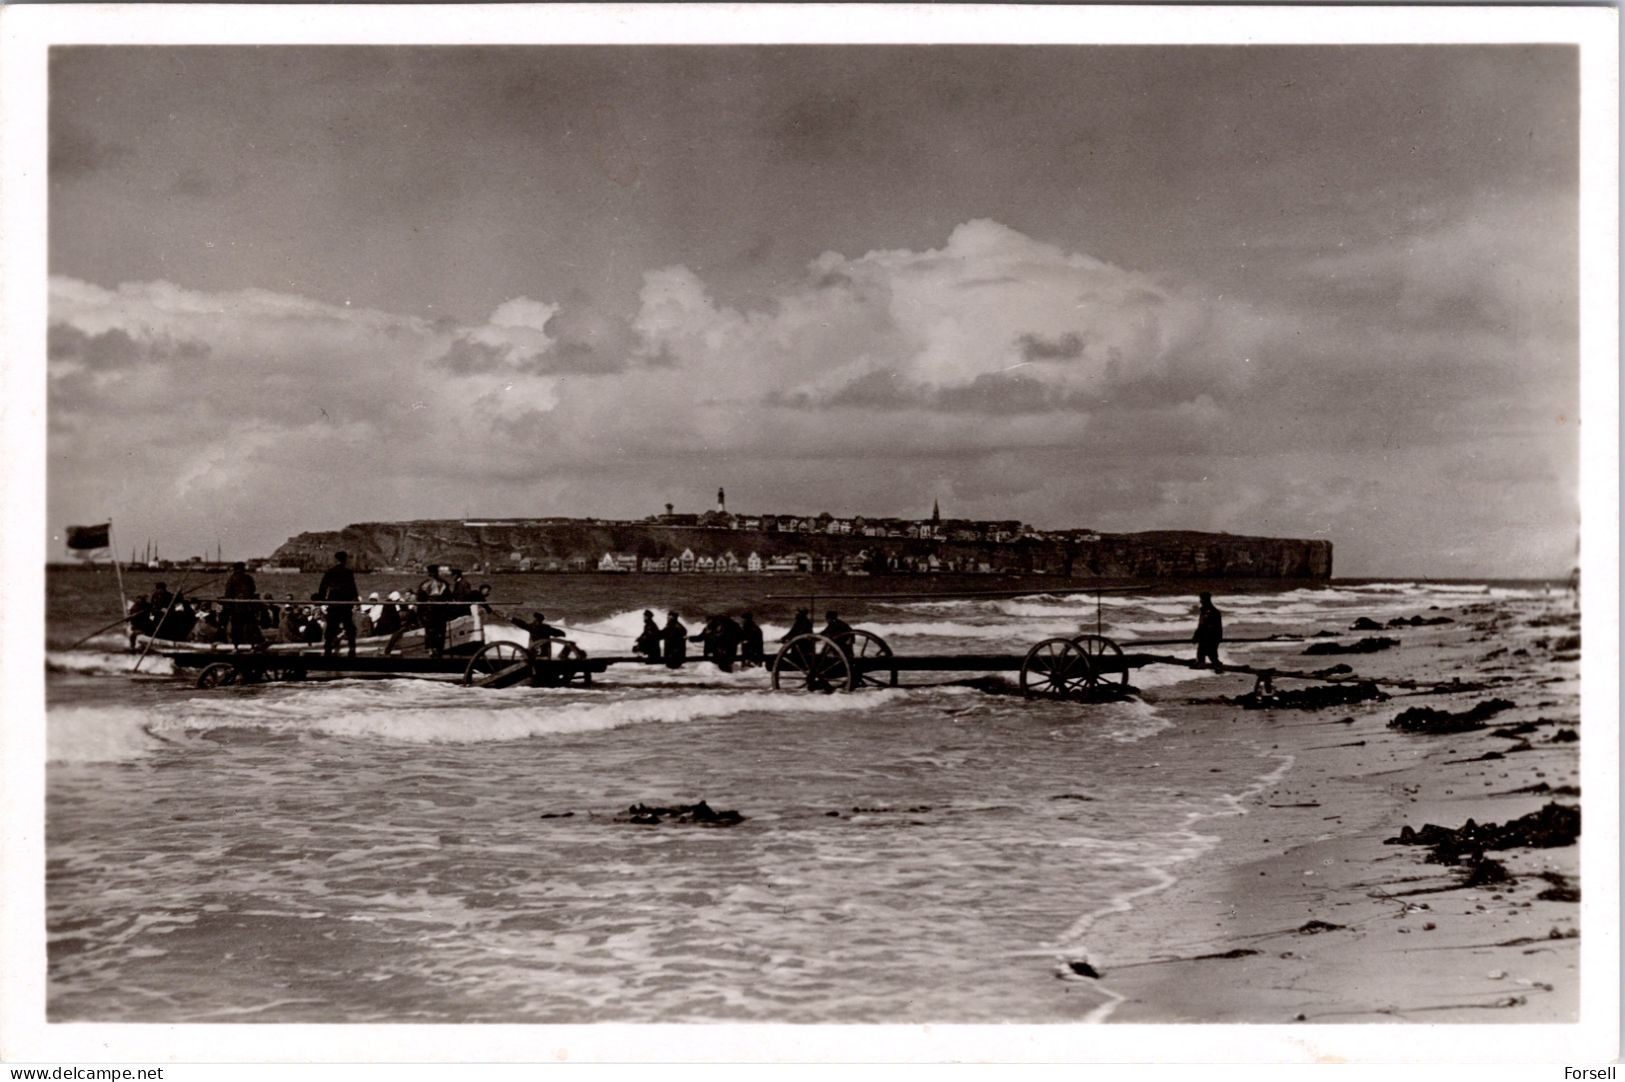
(267, 520), (1332, 580)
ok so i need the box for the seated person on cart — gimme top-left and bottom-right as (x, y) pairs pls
(514, 611), (574, 659)
(739, 613), (765, 667)
(819, 611), (856, 651)
(633, 610), (663, 663)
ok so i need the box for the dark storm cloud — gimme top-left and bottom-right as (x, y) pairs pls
(1016, 332), (1086, 363)
(48, 322), (211, 368)
(434, 338), (510, 376)
(48, 120), (128, 180)
(433, 334), (624, 377)
(775, 370), (1099, 416)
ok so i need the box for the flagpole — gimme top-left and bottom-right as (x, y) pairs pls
(108, 519), (129, 618)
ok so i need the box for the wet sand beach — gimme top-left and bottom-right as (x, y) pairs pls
(1083, 592), (1583, 1022)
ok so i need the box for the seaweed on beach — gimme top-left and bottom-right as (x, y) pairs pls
(1303, 637), (1401, 656)
(1386, 615), (1455, 628)
(1385, 802), (1580, 867)
(1387, 698), (1515, 733)
(1230, 681), (1387, 710)
(1310, 664), (1354, 678)
(1505, 782), (1580, 797)
(1489, 720), (1546, 738)
(1461, 858), (1513, 887)
(615, 800), (746, 827)
(1349, 617), (1384, 630)
(1535, 872), (1579, 903)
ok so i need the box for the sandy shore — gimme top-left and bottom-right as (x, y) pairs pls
(1086, 592), (1582, 1023)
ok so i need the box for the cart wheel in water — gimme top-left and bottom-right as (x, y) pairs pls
(847, 628), (898, 689)
(196, 662), (239, 689)
(1020, 638), (1095, 700)
(463, 641), (535, 686)
(771, 633), (853, 693)
(1069, 633), (1128, 687)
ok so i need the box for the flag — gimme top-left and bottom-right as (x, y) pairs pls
(66, 523), (111, 550)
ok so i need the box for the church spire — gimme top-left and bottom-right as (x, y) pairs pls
(931, 498), (941, 524)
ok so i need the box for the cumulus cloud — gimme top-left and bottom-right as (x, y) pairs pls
(47, 215), (1577, 575)
(633, 219), (1255, 419)
(435, 295), (639, 376)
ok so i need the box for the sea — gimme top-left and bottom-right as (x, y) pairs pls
(41, 569), (1562, 1023)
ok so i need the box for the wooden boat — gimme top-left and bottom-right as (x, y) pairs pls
(135, 614), (531, 662)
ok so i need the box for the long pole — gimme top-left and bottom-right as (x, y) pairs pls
(131, 573), (221, 672)
(108, 519), (129, 619)
(67, 613), (141, 651)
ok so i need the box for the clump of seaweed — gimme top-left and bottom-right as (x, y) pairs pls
(615, 800), (746, 827)
(1230, 681), (1387, 711)
(1387, 698), (1515, 733)
(1386, 802), (1580, 865)
(1304, 637), (1401, 656)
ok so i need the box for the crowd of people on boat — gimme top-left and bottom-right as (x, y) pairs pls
(125, 553), (509, 657)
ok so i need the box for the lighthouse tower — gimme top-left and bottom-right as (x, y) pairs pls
(717, 487), (726, 513)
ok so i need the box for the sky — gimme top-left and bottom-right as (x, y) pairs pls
(45, 45), (1580, 576)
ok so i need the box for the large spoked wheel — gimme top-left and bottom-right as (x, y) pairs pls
(1020, 638), (1095, 700)
(846, 628), (898, 689)
(196, 662), (240, 690)
(463, 641), (536, 686)
(771, 633), (854, 693)
(1069, 633), (1129, 687)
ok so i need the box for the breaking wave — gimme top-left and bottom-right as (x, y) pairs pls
(47, 687), (911, 763)
(47, 650), (175, 677)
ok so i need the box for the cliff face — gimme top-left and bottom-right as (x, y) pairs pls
(268, 520), (1332, 580)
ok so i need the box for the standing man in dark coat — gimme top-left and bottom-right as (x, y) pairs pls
(450, 569), (479, 616)
(1193, 592), (1224, 670)
(739, 613), (765, 667)
(417, 565), (451, 656)
(223, 561), (262, 647)
(661, 611), (688, 670)
(318, 550), (360, 657)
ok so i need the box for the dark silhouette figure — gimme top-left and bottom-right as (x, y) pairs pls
(633, 610), (663, 662)
(223, 561), (263, 647)
(819, 610), (855, 649)
(740, 613), (764, 667)
(1193, 592), (1224, 670)
(781, 608), (814, 643)
(705, 614), (743, 672)
(318, 551), (359, 656)
(662, 612), (688, 669)
(417, 565), (451, 656)
(514, 611), (567, 657)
